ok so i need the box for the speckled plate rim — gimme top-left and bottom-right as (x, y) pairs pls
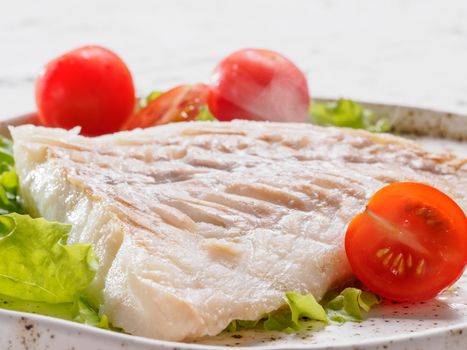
(0, 303), (466, 350)
(0, 100), (465, 350)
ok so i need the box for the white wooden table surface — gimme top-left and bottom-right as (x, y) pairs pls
(1, 0), (467, 119)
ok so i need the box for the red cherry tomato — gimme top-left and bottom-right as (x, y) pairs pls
(124, 84), (209, 130)
(35, 45), (135, 136)
(208, 48), (310, 122)
(345, 182), (467, 302)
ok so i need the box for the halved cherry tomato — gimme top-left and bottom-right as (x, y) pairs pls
(345, 182), (467, 302)
(208, 48), (310, 122)
(124, 84), (209, 130)
(36, 45), (135, 136)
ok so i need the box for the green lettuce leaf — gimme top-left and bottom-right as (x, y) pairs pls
(74, 298), (116, 330)
(226, 319), (261, 332)
(0, 293), (78, 320)
(0, 213), (96, 304)
(0, 137), (21, 214)
(195, 105), (218, 122)
(135, 91), (163, 110)
(146, 91), (163, 104)
(227, 289), (380, 334)
(324, 287), (381, 322)
(263, 292), (327, 332)
(286, 291), (327, 324)
(0, 136), (14, 170)
(0, 213), (114, 329)
(264, 309), (299, 333)
(0, 294), (113, 330)
(310, 99), (390, 133)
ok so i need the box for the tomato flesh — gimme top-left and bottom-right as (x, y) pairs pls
(124, 84), (209, 130)
(345, 182), (467, 302)
(208, 48), (310, 122)
(35, 46), (135, 136)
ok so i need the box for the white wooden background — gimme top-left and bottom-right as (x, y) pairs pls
(1, 0), (467, 119)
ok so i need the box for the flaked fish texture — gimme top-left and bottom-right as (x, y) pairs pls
(10, 121), (466, 341)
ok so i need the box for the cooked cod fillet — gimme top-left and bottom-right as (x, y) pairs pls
(10, 121), (467, 341)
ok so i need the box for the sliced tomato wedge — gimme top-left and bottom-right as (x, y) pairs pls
(123, 83), (209, 130)
(345, 182), (467, 302)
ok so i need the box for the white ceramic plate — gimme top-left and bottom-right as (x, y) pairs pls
(0, 101), (466, 350)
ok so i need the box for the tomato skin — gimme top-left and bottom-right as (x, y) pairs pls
(345, 182), (467, 302)
(124, 84), (209, 130)
(36, 46), (135, 136)
(208, 48), (310, 122)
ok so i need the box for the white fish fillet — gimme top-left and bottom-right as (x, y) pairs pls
(10, 121), (467, 341)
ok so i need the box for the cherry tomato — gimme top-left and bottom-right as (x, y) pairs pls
(124, 84), (209, 130)
(345, 182), (467, 302)
(208, 48), (310, 122)
(36, 45), (135, 136)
